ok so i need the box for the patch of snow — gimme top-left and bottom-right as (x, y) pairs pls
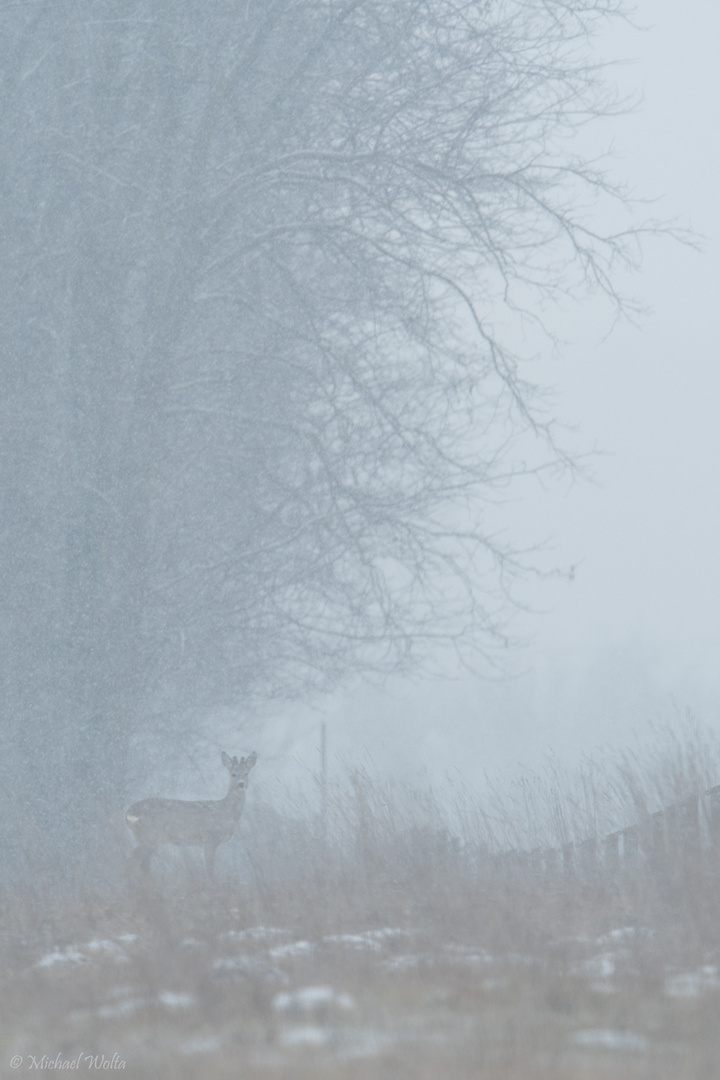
(223, 927), (289, 944)
(363, 928), (414, 941)
(665, 966), (720, 998)
(597, 927), (652, 946)
(158, 991), (196, 1010)
(322, 928), (413, 952)
(571, 1028), (648, 1052)
(35, 946), (88, 968)
(37, 939), (133, 968)
(85, 939), (129, 962)
(580, 952), (617, 979)
(273, 986), (355, 1014)
(269, 940), (316, 959)
(323, 934), (383, 952)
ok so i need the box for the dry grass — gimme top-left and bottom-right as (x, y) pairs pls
(3, 723), (720, 1079)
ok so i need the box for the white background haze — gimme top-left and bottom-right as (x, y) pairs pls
(261, 0), (720, 790)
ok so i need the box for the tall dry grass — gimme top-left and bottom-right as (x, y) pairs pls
(2, 719), (720, 1078)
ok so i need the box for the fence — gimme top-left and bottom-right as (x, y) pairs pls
(490, 784), (720, 880)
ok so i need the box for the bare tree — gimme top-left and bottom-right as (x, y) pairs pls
(146, 0), (642, 694)
(0, 0), (648, 866)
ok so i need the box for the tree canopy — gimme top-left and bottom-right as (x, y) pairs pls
(0, 0), (644, 857)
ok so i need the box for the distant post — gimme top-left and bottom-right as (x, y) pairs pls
(320, 723), (328, 843)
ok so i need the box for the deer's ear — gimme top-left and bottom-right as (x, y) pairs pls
(221, 751), (232, 768)
(246, 752), (257, 770)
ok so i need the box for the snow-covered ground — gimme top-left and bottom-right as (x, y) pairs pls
(5, 915), (719, 1079)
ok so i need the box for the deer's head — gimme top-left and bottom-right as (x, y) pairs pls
(221, 750), (257, 794)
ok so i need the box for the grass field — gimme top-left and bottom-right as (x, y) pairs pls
(3, 724), (720, 1079)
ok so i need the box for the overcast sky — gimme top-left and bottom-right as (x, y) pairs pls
(263, 0), (720, 789)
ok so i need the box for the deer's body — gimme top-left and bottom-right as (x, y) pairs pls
(126, 751), (257, 878)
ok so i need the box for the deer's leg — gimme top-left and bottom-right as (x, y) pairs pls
(203, 841), (218, 878)
(128, 843), (153, 878)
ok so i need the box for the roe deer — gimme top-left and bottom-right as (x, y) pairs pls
(126, 751), (257, 879)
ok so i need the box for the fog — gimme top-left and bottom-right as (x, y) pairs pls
(271, 0), (720, 789)
(0, 0), (715, 829)
(4, 4), (720, 1075)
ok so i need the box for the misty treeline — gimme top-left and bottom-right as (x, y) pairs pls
(0, 0), (642, 869)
